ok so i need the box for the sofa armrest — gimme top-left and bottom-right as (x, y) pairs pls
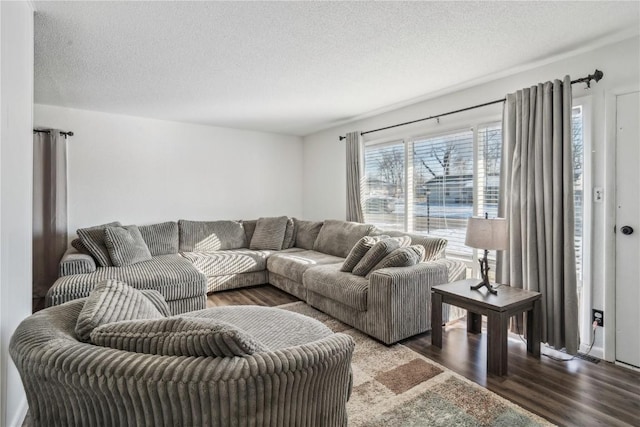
(58, 247), (97, 276)
(367, 258), (466, 343)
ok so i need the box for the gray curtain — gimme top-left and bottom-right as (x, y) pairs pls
(33, 130), (68, 306)
(346, 131), (364, 223)
(496, 76), (579, 354)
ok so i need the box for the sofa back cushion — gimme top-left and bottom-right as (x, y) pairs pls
(75, 279), (165, 342)
(178, 220), (246, 252)
(139, 221), (179, 256)
(104, 225), (153, 267)
(250, 216), (289, 250)
(313, 220), (374, 258)
(76, 221), (122, 267)
(294, 219), (323, 250)
(90, 316), (269, 357)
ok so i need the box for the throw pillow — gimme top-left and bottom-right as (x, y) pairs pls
(90, 316), (269, 357)
(392, 235), (412, 248)
(352, 238), (401, 276)
(138, 221), (179, 256)
(71, 238), (91, 255)
(178, 220), (246, 252)
(104, 225), (153, 267)
(365, 245), (422, 278)
(293, 219), (323, 250)
(282, 217), (296, 249)
(76, 221), (122, 267)
(241, 219), (258, 245)
(250, 216), (289, 250)
(139, 289), (172, 316)
(341, 235), (388, 272)
(75, 279), (164, 342)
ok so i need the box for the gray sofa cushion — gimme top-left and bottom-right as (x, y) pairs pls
(370, 229), (448, 261)
(250, 216), (288, 250)
(104, 225), (153, 267)
(282, 218), (296, 249)
(352, 238), (401, 276)
(139, 221), (179, 256)
(365, 245), (423, 278)
(304, 264), (369, 312)
(77, 221), (122, 267)
(178, 220), (246, 252)
(90, 316), (269, 357)
(182, 249), (271, 277)
(313, 220), (374, 258)
(293, 219), (323, 250)
(267, 250), (344, 283)
(75, 279), (164, 342)
(71, 238), (91, 256)
(241, 219), (257, 244)
(341, 236), (378, 272)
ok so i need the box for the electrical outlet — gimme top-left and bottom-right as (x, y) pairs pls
(592, 309), (604, 327)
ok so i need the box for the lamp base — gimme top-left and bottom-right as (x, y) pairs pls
(470, 279), (498, 295)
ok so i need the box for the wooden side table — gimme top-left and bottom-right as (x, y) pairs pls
(431, 279), (541, 376)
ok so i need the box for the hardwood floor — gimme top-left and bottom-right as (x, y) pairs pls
(208, 285), (640, 427)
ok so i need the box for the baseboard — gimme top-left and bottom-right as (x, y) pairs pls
(9, 397), (28, 427)
(580, 342), (603, 360)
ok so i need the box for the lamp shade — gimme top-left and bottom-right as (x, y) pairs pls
(465, 217), (508, 250)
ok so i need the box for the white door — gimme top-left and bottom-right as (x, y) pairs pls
(615, 91), (640, 368)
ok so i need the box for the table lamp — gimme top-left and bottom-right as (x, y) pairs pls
(465, 214), (508, 294)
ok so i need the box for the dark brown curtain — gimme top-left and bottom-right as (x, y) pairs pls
(33, 130), (68, 310)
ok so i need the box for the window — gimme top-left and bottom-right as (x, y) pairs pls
(362, 111), (585, 276)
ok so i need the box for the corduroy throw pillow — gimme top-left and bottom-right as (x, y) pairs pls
(250, 216), (289, 250)
(365, 245), (424, 278)
(352, 238), (401, 276)
(341, 235), (390, 272)
(104, 225), (153, 267)
(75, 279), (165, 342)
(76, 221), (122, 267)
(90, 316), (269, 357)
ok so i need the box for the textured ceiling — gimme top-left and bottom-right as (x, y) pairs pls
(35, 1), (639, 136)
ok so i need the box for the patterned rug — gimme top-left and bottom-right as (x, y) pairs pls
(279, 302), (553, 427)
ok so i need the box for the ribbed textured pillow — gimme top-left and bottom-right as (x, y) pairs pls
(90, 316), (269, 357)
(76, 221), (122, 267)
(241, 219), (257, 245)
(75, 279), (164, 342)
(178, 220), (246, 252)
(313, 220), (374, 258)
(365, 245), (423, 278)
(282, 218), (296, 249)
(139, 221), (179, 256)
(393, 235), (412, 248)
(352, 238), (401, 276)
(71, 238), (91, 255)
(293, 219), (323, 249)
(341, 235), (389, 272)
(139, 289), (172, 316)
(104, 225), (153, 267)
(250, 216), (289, 250)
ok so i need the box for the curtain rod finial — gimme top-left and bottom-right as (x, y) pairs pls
(339, 135), (346, 141)
(593, 70), (604, 82)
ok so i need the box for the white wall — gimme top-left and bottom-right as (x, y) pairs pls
(0, 2), (34, 426)
(34, 105), (304, 233)
(302, 36), (640, 357)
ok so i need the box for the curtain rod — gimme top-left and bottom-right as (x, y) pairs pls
(338, 69), (604, 141)
(33, 129), (74, 138)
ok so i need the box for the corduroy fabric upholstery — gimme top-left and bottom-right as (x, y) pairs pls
(75, 279), (165, 341)
(269, 272), (308, 301)
(91, 316), (270, 357)
(352, 238), (401, 276)
(139, 289), (172, 316)
(104, 225), (153, 267)
(340, 236), (381, 272)
(178, 220), (246, 252)
(313, 219), (374, 258)
(139, 221), (179, 256)
(206, 271), (269, 293)
(47, 254), (207, 314)
(304, 264), (369, 311)
(282, 217), (296, 249)
(58, 247), (97, 276)
(182, 249), (272, 276)
(365, 245), (423, 279)
(267, 250), (344, 283)
(370, 229), (448, 261)
(76, 221), (122, 267)
(293, 218), (323, 249)
(71, 238), (91, 255)
(10, 300), (354, 427)
(241, 219), (257, 245)
(250, 216), (289, 250)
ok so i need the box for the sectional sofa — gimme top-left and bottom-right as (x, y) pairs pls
(47, 217), (465, 344)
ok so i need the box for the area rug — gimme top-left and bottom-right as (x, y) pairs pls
(279, 301), (554, 427)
